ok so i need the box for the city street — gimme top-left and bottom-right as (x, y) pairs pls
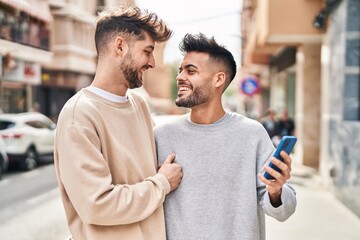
(0, 163), (70, 240)
(266, 164), (360, 240)
(1, 1), (359, 239)
(1, 163), (360, 240)
(0, 159), (56, 222)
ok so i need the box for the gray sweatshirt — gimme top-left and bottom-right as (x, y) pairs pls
(154, 112), (296, 240)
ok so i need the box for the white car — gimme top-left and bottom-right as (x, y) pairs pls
(0, 112), (56, 171)
(0, 138), (9, 180)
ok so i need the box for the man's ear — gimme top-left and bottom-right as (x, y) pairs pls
(114, 36), (129, 56)
(214, 72), (226, 88)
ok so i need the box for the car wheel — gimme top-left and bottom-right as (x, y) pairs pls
(21, 148), (37, 171)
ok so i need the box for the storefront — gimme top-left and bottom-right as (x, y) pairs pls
(0, 56), (41, 113)
(37, 70), (92, 122)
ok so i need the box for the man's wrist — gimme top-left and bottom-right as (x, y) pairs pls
(269, 189), (282, 207)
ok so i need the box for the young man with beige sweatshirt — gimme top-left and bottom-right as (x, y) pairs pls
(54, 5), (183, 240)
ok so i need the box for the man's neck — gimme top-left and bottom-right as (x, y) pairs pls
(190, 104), (225, 124)
(92, 70), (128, 96)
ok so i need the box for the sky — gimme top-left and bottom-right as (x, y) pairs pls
(135, 0), (243, 65)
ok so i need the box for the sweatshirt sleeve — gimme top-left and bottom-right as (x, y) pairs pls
(255, 125), (297, 222)
(57, 125), (169, 226)
(259, 183), (297, 222)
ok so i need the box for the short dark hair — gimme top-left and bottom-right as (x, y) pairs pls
(95, 5), (173, 56)
(179, 33), (237, 87)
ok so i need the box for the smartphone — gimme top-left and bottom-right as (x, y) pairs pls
(263, 136), (297, 180)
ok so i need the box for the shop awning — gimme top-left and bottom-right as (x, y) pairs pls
(0, 0), (53, 22)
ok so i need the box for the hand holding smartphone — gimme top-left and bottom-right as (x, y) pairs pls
(263, 136), (297, 180)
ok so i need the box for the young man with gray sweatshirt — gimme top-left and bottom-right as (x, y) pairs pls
(154, 33), (296, 240)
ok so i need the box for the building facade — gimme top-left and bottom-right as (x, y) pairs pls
(241, 0), (360, 217)
(320, 0), (360, 217)
(0, 0), (97, 121)
(0, 0), (53, 114)
(41, 0), (97, 121)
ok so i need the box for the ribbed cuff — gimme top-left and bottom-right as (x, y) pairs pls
(153, 173), (171, 194)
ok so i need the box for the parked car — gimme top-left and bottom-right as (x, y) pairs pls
(0, 112), (56, 171)
(0, 138), (9, 180)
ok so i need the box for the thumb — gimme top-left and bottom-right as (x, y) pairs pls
(163, 153), (176, 164)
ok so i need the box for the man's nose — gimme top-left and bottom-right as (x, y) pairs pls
(176, 71), (185, 81)
(148, 54), (155, 68)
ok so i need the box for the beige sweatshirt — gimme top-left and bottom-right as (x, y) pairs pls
(54, 89), (170, 240)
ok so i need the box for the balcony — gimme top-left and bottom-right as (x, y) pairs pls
(244, 0), (325, 64)
(45, 11), (97, 74)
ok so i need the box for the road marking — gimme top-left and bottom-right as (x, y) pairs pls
(26, 188), (59, 206)
(0, 179), (10, 187)
(22, 169), (41, 179)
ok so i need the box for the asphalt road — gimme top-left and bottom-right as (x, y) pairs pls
(0, 160), (57, 222)
(0, 161), (70, 240)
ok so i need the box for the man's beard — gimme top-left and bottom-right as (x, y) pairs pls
(121, 53), (142, 89)
(175, 85), (211, 108)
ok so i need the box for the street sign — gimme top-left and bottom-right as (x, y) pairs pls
(240, 75), (260, 96)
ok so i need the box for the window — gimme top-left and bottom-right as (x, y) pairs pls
(25, 120), (50, 129)
(343, 74), (360, 121)
(0, 120), (15, 130)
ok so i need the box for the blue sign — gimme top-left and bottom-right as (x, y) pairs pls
(240, 76), (260, 96)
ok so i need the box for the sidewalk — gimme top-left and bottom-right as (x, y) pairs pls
(1, 165), (359, 240)
(266, 163), (360, 240)
(0, 189), (70, 240)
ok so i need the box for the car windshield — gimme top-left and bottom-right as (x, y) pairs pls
(0, 120), (16, 130)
